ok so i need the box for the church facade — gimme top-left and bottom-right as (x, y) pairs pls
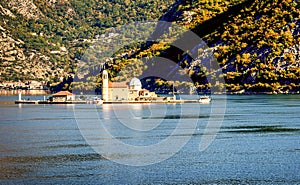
(101, 70), (157, 101)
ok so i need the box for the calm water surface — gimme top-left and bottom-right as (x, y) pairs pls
(0, 95), (299, 184)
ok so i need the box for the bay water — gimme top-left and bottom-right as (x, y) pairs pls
(0, 95), (299, 184)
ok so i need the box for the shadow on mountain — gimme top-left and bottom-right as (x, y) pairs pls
(150, 0), (255, 62)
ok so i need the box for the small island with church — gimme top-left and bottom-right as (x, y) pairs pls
(15, 70), (211, 104)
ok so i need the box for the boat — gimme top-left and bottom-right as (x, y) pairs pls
(93, 97), (103, 104)
(198, 95), (211, 104)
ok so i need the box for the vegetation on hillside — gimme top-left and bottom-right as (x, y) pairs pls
(1, 0), (300, 94)
(0, 0), (174, 87)
(105, 0), (300, 93)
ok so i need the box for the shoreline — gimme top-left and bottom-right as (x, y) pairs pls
(14, 99), (201, 105)
(0, 88), (300, 97)
(0, 89), (50, 96)
(0, 93), (298, 105)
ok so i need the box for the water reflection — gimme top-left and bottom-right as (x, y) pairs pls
(101, 104), (167, 132)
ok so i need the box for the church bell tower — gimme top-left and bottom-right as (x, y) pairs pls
(102, 70), (109, 101)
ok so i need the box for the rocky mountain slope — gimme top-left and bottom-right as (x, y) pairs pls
(0, 0), (173, 85)
(0, 0), (72, 83)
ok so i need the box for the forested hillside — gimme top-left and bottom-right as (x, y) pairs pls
(108, 0), (300, 93)
(0, 0), (173, 85)
(1, 0), (300, 93)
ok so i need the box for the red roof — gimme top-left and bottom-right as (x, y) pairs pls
(108, 82), (128, 88)
(139, 89), (149, 92)
(52, 91), (74, 96)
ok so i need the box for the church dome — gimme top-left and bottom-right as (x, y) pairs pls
(129, 77), (142, 90)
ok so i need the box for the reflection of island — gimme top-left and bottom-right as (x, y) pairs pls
(102, 70), (161, 102)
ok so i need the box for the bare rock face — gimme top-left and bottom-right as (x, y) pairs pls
(0, 4), (16, 18)
(0, 23), (67, 81)
(0, 0), (70, 82)
(0, 26), (61, 82)
(0, 27), (26, 65)
(0, 29), (21, 80)
(5, 0), (44, 20)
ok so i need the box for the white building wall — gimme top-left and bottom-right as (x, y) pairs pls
(102, 70), (109, 101)
(110, 88), (129, 101)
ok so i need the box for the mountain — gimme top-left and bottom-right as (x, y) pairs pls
(0, 0), (173, 85)
(115, 0), (300, 93)
(1, 0), (300, 93)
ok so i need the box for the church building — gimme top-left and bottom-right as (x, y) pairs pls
(101, 70), (157, 101)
